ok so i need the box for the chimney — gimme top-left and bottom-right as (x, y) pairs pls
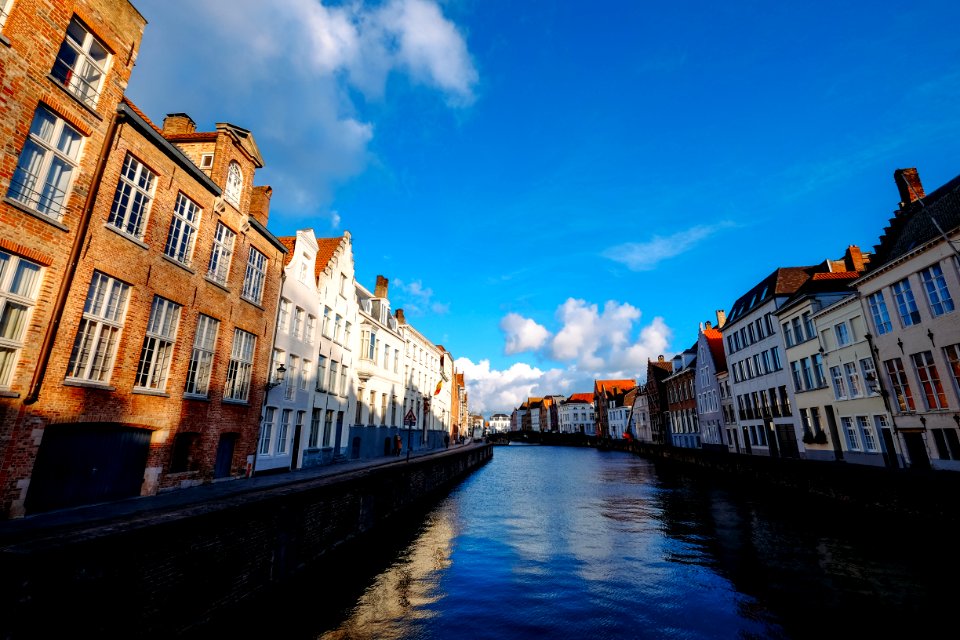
(704, 321), (712, 330)
(844, 245), (866, 272)
(162, 113), (196, 135)
(375, 275), (389, 298)
(894, 168), (925, 209)
(248, 185), (272, 226)
(715, 309), (726, 328)
(395, 309), (406, 325)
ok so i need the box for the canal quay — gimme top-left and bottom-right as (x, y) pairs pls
(127, 444), (959, 640)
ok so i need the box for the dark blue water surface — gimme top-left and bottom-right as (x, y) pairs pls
(316, 446), (953, 639)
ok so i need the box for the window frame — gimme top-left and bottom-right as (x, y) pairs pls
(108, 153), (157, 241)
(66, 271), (130, 383)
(224, 328), (256, 401)
(134, 295), (182, 392)
(0, 251), (43, 387)
(919, 263), (955, 317)
(241, 247), (267, 304)
(207, 222), (236, 286)
(164, 192), (202, 265)
(184, 314), (219, 397)
(51, 16), (111, 109)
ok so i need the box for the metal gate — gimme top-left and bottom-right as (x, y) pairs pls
(26, 423), (152, 514)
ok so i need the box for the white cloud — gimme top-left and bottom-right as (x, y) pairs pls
(454, 358), (574, 414)
(127, 0), (478, 219)
(500, 313), (551, 355)
(393, 278), (450, 316)
(602, 222), (733, 271)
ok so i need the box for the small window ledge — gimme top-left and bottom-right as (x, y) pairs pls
(104, 223), (149, 250)
(3, 197), (69, 231)
(63, 378), (115, 391)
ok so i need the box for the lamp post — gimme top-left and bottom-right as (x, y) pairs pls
(267, 363), (287, 391)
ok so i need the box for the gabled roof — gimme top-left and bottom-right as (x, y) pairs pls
(871, 170), (960, 267)
(594, 379), (636, 394)
(567, 392), (594, 404)
(278, 236), (297, 266)
(314, 236), (347, 281)
(726, 266), (815, 324)
(702, 327), (727, 373)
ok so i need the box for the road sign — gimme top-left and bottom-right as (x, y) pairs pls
(403, 408), (417, 426)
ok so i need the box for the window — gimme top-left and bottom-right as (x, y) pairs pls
(361, 329), (377, 361)
(334, 314), (343, 343)
(843, 362), (862, 398)
(381, 394), (387, 425)
(830, 366), (846, 400)
(884, 358), (915, 412)
(51, 17), (109, 108)
(0, 252), (42, 386)
(812, 353), (826, 388)
(241, 247), (266, 304)
(293, 307), (304, 339)
(920, 264), (955, 317)
(340, 363), (347, 395)
(297, 254), (309, 284)
(66, 271), (130, 382)
(317, 356), (327, 392)
(285, 355), (299, 400)
(276, 409), (291, 454)
(199, 153), (214, 169)
(790, 361), (803, 392)
(859, 357), (878, 395)
(184, 314), (219, 396)
(224, 328), (256, 401)
(792, 317), (804, 343)
(834, 322), (850, 346)
(800, 358), (814, 390)
(164, 193), (201, 265)
(108, 154), (156, 240)
(945, 344), (960, 396)
(207, 222), (236, 286)
(8, 106), (83, 219)
(309, 408), (321, 448)
(259, 407), (275, 455)
(134, 296), (182, 391)
(300, 360), (310, 391)
(867, 292), (893, 335)
(224, 161), (243, 207)
(383, 342), (390, 369)
(323, 410), (334, 447)
(270, 349), (284, 385)
(305, 315), (316, 344)
(322, 307), (331, 338)
(753, 353), (764, 376)
(892, 278), (921, 326)
(801, 312), (815, 342)
(278, 299), (290, 333)
(770, 347), (782, 370)
(339, 273), (347, 296)
(841, 417), (860, 451)
(911, 351), (948, 410)
(394, 348), (400, 373)
(344, 321), (352, 348)
(0, 0), (13, 30)
(329, 361), (338, 395)
(858, 416), (877, 451)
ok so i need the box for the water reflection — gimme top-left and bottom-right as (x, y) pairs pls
(309, 446), (950, 639)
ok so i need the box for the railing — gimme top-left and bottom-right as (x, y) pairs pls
(7, 175), (67, 219)
(51, 56), (102, 110)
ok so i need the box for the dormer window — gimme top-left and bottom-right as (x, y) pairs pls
(52, 17), (110, 109)
(224, 161), (242, 207)
(199, 153), (213, 169)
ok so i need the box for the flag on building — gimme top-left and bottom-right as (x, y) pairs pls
(435, 380), (443, 395)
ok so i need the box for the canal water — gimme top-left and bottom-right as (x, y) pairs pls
(220, 445), (955, 639)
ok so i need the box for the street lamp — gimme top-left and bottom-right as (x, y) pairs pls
(266, 363), (286, 390)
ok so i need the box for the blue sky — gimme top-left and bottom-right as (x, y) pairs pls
(126, 0), (960, 415)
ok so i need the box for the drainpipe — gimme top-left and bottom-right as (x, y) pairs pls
(24, 111), (124, 405)
(864, 330), (903, 469)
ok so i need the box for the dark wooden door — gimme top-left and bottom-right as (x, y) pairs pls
(26, 423), (151, 514)
(902, 432), (930, 470)
(214, 433), (238, 478)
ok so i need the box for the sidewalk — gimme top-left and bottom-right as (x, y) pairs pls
(0, 441), (482, 547)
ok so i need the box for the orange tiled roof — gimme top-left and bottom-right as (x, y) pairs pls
(568, 392), (594, 403)
(164, 132), (219, 142)
(121, 98), (163, 135)
(278, 236), (297, 266)
(314, 236), (345, 281)
(811, 271), (860, 281)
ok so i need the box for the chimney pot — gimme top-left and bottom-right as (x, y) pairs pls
(375, 275), (389, 298)
(894, 168), (925, 208)
(396, 308), (406, 325)
(715, 309), (726, 328)
(162, 113), (196, 135)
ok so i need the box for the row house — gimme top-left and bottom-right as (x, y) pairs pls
(645, 357), (673, 445)
(808, 292), (893, 466)
(350, 276), (405, 459)
(717, 370), (736, 452)
(695, 315), (728, 452)
(453, 371), (467, 439)
(398, 313), (452, 451)
(665, 348), (697, 448)
(488, 413), (510, 433)
(629, 387), (651, 443)
(1, 0), (147, 517)
(306, 233), (358, 466)
(854, 168), (960, 470)
(558, 392), (594, 434)
(594, 379), (635, 439)
(722, 267), (810, 458)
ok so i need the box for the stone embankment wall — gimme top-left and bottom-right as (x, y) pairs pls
(0, 444), (492, 637)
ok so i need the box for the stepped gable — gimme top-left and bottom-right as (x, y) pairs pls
(314, 236), (347, 280)
(870, 168), (960, 269)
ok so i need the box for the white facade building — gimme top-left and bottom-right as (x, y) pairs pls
(489, 414), (510, 432)
(558, 393), (594, 434)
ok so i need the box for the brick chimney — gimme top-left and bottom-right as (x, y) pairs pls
(894, 168), (925, 209)
(396, 308), (406, 325)
(162, 113), (196, 135)
(844, 245), (866, 272)
(375, 275), (388, 298)
(715, 309), (726, 328)
(248, 185), (272, 226)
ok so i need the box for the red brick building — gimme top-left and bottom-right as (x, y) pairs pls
(0, 0), (287, 517)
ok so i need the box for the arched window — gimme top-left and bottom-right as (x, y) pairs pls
(224, 161), (242, 206)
